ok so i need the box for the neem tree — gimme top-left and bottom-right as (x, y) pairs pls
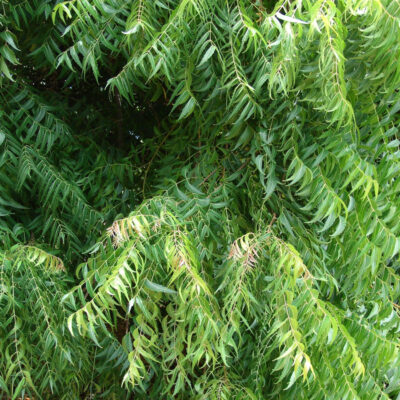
(1, 0), (400, 399)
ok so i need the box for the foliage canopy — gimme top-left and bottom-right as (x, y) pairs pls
(1, 0), (400, 399)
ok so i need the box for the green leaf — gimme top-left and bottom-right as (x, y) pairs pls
(144, 279), (177, 294)
(179, 97), (196, 120)
(199, 45), (216, 66)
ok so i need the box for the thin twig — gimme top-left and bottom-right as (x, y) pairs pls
(267, 213), (277, 231)
(142, 126), (175, 197)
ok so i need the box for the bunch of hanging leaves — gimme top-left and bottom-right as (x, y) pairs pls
(1, 0), (400, 398)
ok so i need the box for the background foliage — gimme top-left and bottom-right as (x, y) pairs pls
(1, 0), (400, 399)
